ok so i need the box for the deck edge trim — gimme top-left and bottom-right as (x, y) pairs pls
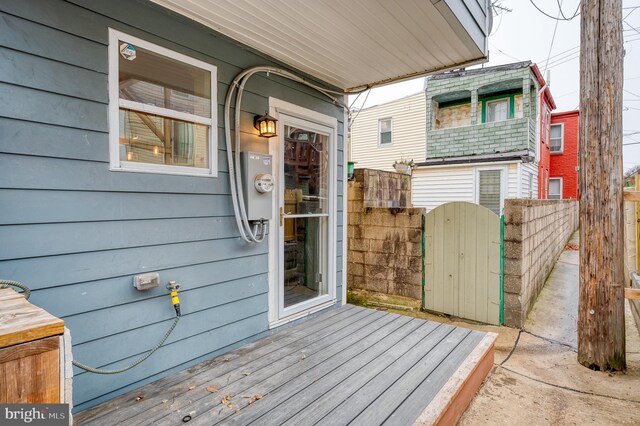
(413, 332), (497, 426)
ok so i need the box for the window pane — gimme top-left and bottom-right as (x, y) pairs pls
(283, 125), (329, 214)
(549, 179), (562, 199)
(380, 131), (392, 144)
(479, 170), (501, 215)
(119, 109), (209, 168)
(550, 125), (562, 138)
(119, 41), (211, 117)
(487, 100), (508, 122)
(550, 138), (562, 152)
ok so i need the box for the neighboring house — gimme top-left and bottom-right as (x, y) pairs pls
(350, 91), (427, 171)
(414, 61), (551, 214)
(549, 110), (580, 199)
(537, 74), (557, 199)
(0, 0), (489, 413)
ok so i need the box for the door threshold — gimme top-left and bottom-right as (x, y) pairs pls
(269, 299), (336, 329)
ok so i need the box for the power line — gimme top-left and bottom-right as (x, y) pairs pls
(528, 0), (581, 21)
(624, 20), (640, 36)
(348, 88), (372, 129)
(489, 42), (522, 62)
(544, 0), (563, 73)
(538, 45), (579, 64)
(625, 89), (640, 99)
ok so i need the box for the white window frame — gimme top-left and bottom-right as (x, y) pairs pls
(486, 98), (510, 123)
(108, 28), (218, 177)
(550, 123), (564, 154)
(267, 97), (338, 328)
(474, 166), (508, 215)
(378, 118), (393, 146)
(549, 177), (563, 199)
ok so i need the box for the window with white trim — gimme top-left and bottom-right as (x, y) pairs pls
(378, 118), (392, 145)
(549, 178), (563, 199)
(478, 169), (502, 215)
(109, 29), (217, 175)
(550, 124), (564, 153)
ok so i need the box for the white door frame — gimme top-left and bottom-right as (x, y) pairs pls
(267, 98), (338, 328)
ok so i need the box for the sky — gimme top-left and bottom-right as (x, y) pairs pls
(348, 0), (640, 172)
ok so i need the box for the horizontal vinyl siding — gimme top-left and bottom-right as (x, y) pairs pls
(412, 162), (521, 212)
(520, 162), (539, 199)
(507, 163), (519, 198)
(350, 92), (426, 171)
(412, 167), (476, 211)
(0, 0), (344, 411)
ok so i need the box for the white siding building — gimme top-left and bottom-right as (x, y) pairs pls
(412, 161), (538, 213)
(350, 92), (426, 172)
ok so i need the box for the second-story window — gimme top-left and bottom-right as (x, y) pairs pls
(486, 98), (509, 123)
(379, 118), (392, 145)
(550, 124), (564, 153)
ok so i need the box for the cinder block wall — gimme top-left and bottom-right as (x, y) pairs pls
(352, 169), (412, 208)
(347, 169), (425, 299)
(503, 199), (579, 327)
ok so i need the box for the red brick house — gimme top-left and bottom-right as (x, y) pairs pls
(549, 110), (580, 199)
(532, 65), (557, 199)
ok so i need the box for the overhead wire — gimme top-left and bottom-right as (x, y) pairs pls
(544, 0), (564, 74)
(348, 88), (372, 129)
(528, 0), (581, 21)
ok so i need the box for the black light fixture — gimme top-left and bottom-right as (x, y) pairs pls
(254, 113), (278, 138)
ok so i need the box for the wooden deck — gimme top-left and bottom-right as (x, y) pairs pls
(75, 305), (496, 426)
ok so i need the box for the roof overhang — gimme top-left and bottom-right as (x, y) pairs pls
(152, 0), (491, 91)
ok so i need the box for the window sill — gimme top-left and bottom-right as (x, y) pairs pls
(110, 163), (217, 178)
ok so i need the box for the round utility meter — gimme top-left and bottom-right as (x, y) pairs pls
(254, 173), (275, 193)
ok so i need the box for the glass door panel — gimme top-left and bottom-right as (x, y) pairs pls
(283, 216), (328, 308)
(280, 123), (330, 314)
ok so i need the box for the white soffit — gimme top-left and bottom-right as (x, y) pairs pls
(152, 0), (489, 91)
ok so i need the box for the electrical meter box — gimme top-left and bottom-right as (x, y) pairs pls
(240, 151), (274, 221)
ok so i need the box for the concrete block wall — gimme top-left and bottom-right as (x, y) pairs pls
(502, 199), (579, 327)
(352, 168), (412, 208)
(347, 169), (425, 299)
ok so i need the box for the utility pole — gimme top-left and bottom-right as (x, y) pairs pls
(578, 0), (626, 370)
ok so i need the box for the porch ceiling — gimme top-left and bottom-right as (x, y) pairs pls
(151, 0), (490, 91)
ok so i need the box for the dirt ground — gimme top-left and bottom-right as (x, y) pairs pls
(348, 233), (640, 425)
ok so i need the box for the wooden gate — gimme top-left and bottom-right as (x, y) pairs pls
(424, 202), (501, 325)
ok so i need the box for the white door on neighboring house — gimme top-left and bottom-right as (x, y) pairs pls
(268, 98), (337, 327)
(475, 167), (507, 216)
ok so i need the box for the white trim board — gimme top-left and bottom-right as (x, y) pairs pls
(267, 97), (339, 328)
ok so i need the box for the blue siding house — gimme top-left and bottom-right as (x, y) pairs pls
(0, 0), (490, 413)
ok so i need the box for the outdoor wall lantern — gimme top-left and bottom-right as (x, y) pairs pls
(254, 113), (278, 138)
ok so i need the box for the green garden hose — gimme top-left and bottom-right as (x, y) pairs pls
(0, 278), (181, 375)
(71, 316), (180, 374)
(0, 279), (31, 300)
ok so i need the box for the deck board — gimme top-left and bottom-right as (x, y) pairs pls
(77, 305), (360, 425)
(150, 310), (393, 426)
(75, 306), (495, 426)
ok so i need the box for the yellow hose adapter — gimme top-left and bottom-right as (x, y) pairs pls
(167, 281), (182, 316)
